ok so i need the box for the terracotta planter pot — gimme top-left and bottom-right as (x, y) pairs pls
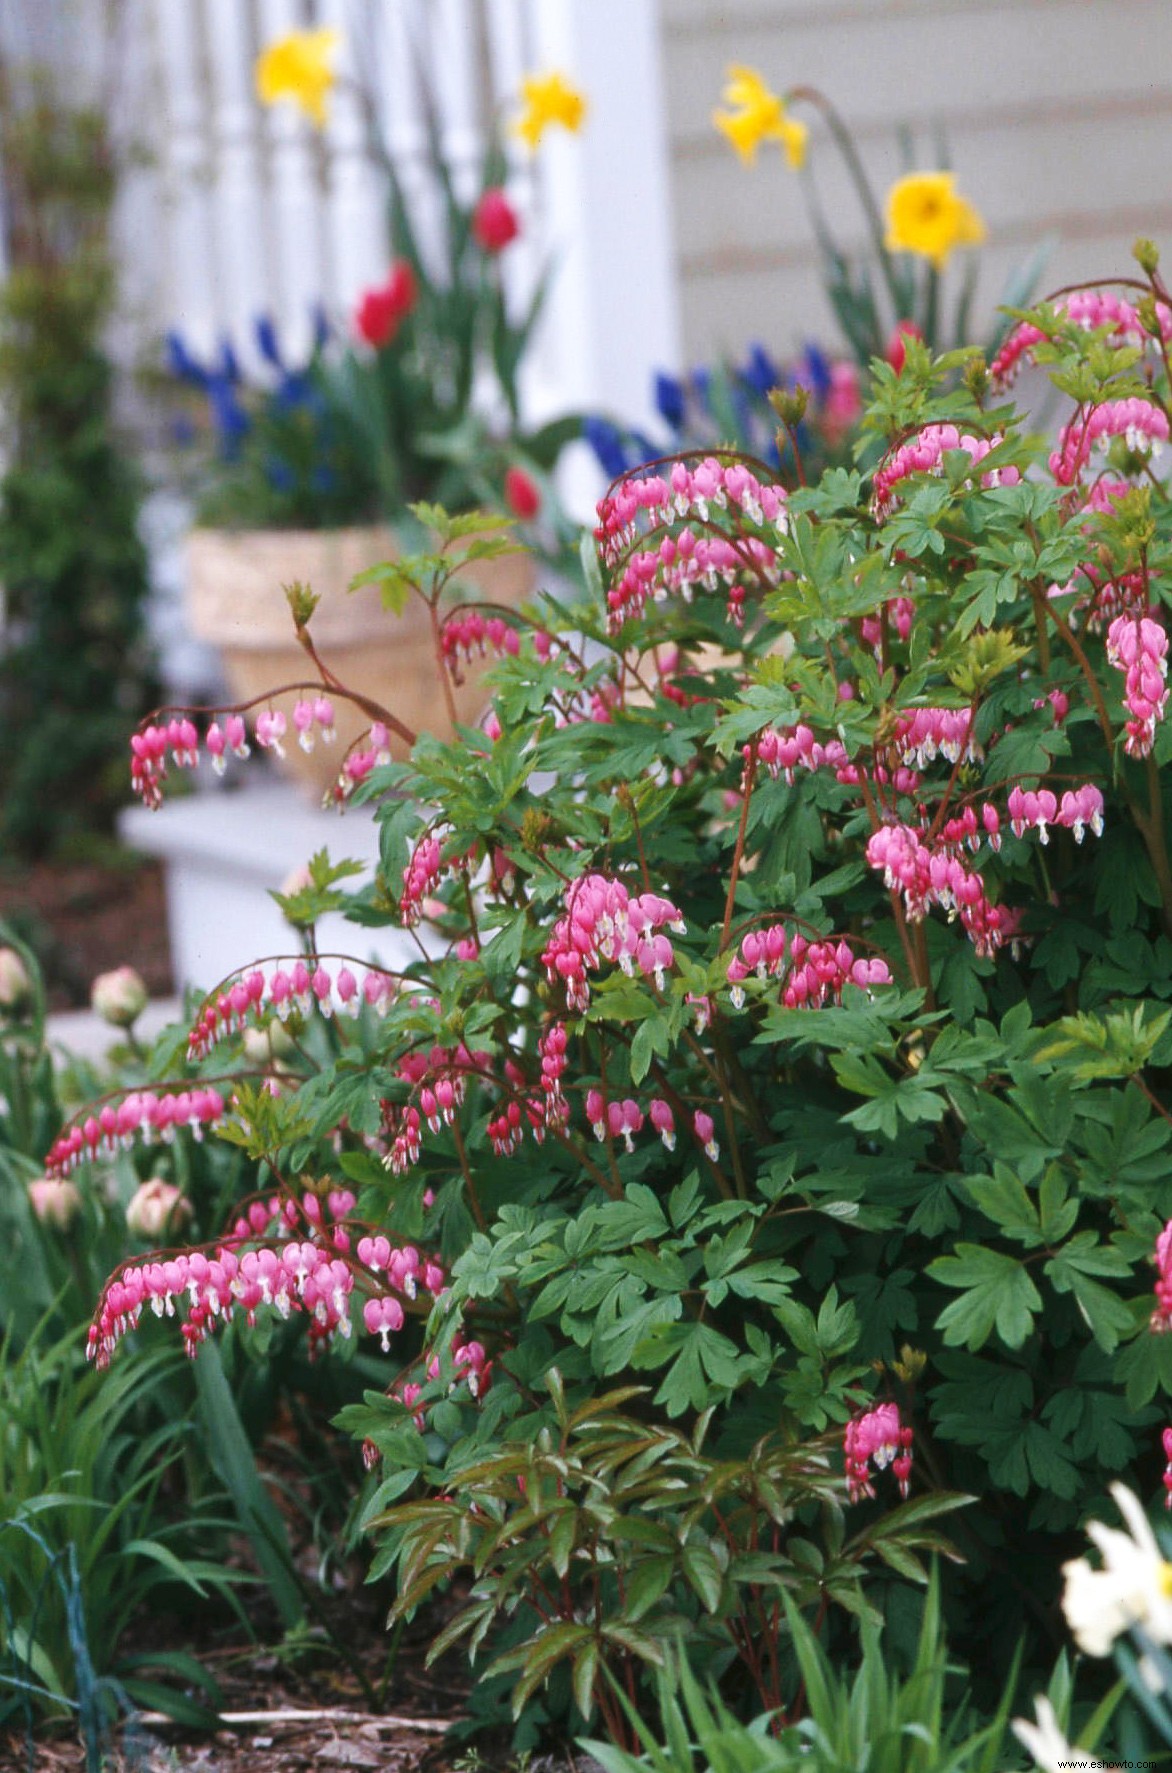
(186, 525), (533, 797)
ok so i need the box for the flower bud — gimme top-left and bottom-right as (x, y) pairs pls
(242, 1020), (296, 1063)
(1138, 293), (1162, 338)
(886, 320), (924, 374)
(28, 1176), (82, 1230)
(284, 580), (319, 630)
(472, 187), (521, 253)
(769, 385), (808, 428)
(1134, 236), (1161, 276)
(962, 354), (989, 401)
(504, 465), (541, 521)
(354, 261), (417, 349)
(126, 1177), (191, 1240)
(91, 966), (148, 1028)
(279, 861), (314, 898)
(0, 947), (32, 1014)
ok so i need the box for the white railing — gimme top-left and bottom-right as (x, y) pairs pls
(0, 0), (680, 458)
(137, 0), (680, 433)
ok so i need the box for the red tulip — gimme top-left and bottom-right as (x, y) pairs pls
(886, 321), (924, 375)
(472, 187), (521, 254)
(504, 466), (541, 521)
(354, 261), (418, 348)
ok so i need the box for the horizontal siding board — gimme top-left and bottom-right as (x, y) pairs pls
(671, 111), (1172, 263)
(678, 226), (1172, 364)
(668, 0), (1108, 28)
(662, 0), (1172, 360)
(673, 87), (1172, 162)
(665, 6), (1172, 143)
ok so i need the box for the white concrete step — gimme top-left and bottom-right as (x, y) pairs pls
(119, 781), (417, 994)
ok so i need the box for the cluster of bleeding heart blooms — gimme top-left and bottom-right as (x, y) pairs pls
(726, 925), (891, 1010)
(990, 287), (1172, 389)
(864, 780), (1105, 959)
(989, 287), (1172, 477)
(871, 423), (1021, 519)
(1147, 1221), (1172, 1337)
(46, 1087), (227, 1179)
(1140, 1223), (1172, 1508)
(752, 695), (1106, 961)
(756, 698), (981, 799)
(129, 700), (393, 810)
(81, 1163), (493, 1442)
(540, 871), (687, 1013)
(884, 285), (1171, 767)
(85, 1180), (447, 1370)
(186, 958), (398, 1061)
(594, 455), (789, 634)
(1107, 612), (1169, 758)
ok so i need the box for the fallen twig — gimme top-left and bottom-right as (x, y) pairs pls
(135, 1706), (452, 1734)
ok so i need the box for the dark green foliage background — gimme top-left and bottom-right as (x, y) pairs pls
(0, 91), (153, 856)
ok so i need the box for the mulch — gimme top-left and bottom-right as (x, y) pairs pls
(0, 855), (173, 1011)
(8, 1714), (455, 1772)
(1, 1595), (468, 1772)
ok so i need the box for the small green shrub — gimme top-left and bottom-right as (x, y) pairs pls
(0, 77), (154, 856)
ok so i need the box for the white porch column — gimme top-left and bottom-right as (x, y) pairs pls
(258, 0), (326, 357)
(523, 0), (681, 459)
(205, 0), (271, 364)
(320, 0), (389, 311)
(372, 0), (445, 278)
(483, 0), (544, 357)
(152, 0), (221, 355)
(429, 0), (485, 205)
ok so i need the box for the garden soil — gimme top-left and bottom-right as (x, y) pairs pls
(0, 856), (173, 1009)
(1, 1606), (464, 1771)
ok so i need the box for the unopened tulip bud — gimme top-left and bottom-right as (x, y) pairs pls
(472, 187), (521, 253)
(886, 320), (924, 374)
(126, 1177), (191, 1240)
(28, 1176), (81, 1230)
(242, 1020), (296, 1064)
(91, 966), (148, 1028)
(504, 465), (541, 521)
(0, 947), (32, 1014)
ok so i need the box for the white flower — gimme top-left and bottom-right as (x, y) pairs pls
(126, 1178), (191, 1240)
(1012, 1697), (1074, 1773)
(28, 1176), (81, 1230)
(91, 965), (148, 1028)
(0, 947), (32, 1012)
(1061, 1483), (1172, 1657)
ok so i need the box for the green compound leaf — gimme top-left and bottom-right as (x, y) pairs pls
(928, 1245), (1043, 1350)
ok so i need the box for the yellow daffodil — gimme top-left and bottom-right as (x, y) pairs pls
(513, 71), (587, 152)
(884, 171), (986, 270)
(255, 27), (341, 130)
(713, 65), (807, 170)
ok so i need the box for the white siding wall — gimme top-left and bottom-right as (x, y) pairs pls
(662, 0), (1172, 363)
